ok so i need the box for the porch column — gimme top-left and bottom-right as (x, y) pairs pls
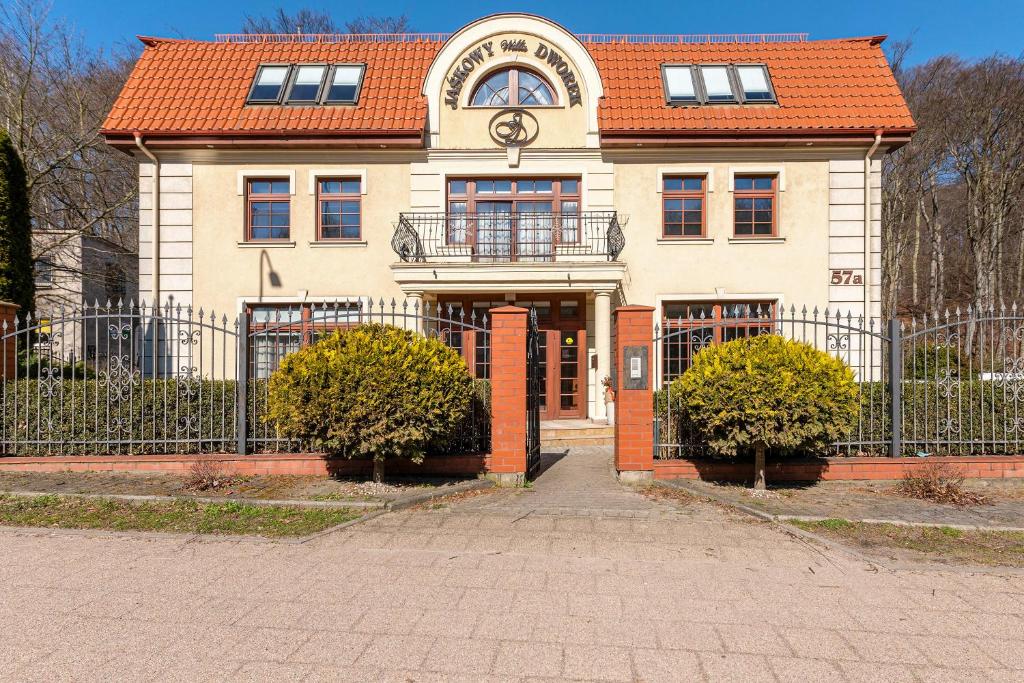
(404, 291), (424, 334)
(593, 290), (612, 422)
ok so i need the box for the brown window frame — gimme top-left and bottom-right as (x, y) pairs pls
(316, 178), (362, 241)
(469, 67), (559, 107)
(662, 175), (707, 239)
(246, 302), (362, 378)
(733, 174), (777, 238)
(660, 300), (776, 384)
(446, 177), (582, 247)
(245, 178), (291, 242)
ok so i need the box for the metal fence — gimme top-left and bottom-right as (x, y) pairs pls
(0, 299), (491, 457)
(653, 304), (1024, 459)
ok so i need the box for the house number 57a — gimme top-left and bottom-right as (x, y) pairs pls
(830, 269), (863, 285)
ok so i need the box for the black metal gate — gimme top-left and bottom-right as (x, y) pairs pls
(526, 306), (542, 477)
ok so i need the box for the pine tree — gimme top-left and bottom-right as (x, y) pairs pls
(0, 129), (35, 316)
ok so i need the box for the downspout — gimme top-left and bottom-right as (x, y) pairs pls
(864, 130), (883, 319)
(134, 133), (160, 307)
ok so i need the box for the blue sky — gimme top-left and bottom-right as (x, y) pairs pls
(52, 0), (1022, 65)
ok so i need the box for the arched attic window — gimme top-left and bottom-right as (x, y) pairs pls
(470, 67), (557, 106)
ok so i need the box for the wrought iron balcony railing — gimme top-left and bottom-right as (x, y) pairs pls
(391, 211), (625, 263)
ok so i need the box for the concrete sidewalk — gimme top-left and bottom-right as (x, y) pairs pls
(2, 447), (1023, 681)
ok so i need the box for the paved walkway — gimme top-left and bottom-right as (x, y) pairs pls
(2, 447), (1023, 681)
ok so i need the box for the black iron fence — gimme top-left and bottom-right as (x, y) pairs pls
(653, 304), (1024, 458)
(0, 299), (490, 457)
(391, 211), (626, 263)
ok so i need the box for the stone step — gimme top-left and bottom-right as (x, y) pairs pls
(540, 426), (614, 440)
(541, 434), (615, 447)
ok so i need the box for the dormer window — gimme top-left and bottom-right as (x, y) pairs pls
(736, 65), (774, 101)
(248, 65), (289, 103)
(662, 66), (698, 104)
(286, 65), (326, 103)
(662, 64), (776, 105)
(470, 67), (556, 107)
(247, 63), (365, 105)
(324, 65), (365, 104)
(699, 66), (736, 103)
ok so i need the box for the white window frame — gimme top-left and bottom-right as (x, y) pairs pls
(236, 170), (295, 196)
(657, 167), (715, 193)
(307, 169), (368, 195)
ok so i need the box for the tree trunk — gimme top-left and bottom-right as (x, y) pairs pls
(754, 445), (767, 491)
(911, 208), (921, 306)
(373, 459), (385, 483)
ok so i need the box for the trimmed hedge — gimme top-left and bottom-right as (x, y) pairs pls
(0, 377), (491, 457)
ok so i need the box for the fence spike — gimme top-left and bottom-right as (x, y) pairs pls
(105, 298), (113, 309)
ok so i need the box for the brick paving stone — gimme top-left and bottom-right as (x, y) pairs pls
(2, 446), (1023, 681)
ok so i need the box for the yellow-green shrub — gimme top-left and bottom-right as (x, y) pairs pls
(265, 324), (474, 478)
(672, 335), (859, 486)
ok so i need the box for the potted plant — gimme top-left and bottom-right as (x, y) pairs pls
(602, 375), (615, 425)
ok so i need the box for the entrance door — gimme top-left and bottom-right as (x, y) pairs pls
(438, 294), (587, 420)
(518, 296), (586, 420)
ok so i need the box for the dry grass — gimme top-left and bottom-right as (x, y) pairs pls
(183, 458), (238, 492)
(640, 484), (698, 506)
(792, 518), (1024, 567)
(892, 462), (988, 507)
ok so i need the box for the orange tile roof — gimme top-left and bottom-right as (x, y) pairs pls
(101, 35), (914, 143)
(101, 37), (443, 138)
(589, 37), (915, 137)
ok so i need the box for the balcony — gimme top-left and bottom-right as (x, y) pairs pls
(391, 211), (625, 264)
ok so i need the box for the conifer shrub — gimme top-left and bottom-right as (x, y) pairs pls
(671, 335), (859, 488)
(0, 130), (34, 315)
(265, 324), (474, 480)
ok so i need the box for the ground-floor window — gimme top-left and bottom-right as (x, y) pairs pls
(247, 302), (361, 379)
(660, 300), (775, 384)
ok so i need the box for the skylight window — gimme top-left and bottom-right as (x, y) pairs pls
(324, 65), (365, 104)
(699, 66), (736, 102)
(662, 66), (698, 104)
(662, 63), (776, 105)
(287, 65), (326, 103)
(736, 65), (775, 102)
(248, 65), (289, 103)
(247, 63), (366, 106)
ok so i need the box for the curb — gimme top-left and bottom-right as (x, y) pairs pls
(386, 477), (495, 511)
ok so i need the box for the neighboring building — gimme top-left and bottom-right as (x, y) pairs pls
(31, 231), (139, 363)
(100, 13), (914, 422)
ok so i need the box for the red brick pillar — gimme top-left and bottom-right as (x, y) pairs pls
(488, 306), (528, 486)
(614, 305), (655, 481)
(0, 302), (18, 379)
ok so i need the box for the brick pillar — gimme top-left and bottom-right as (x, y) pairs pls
(0, 302), (18, 379)
(614, 305), (655, 482)
(487, 306), (528, 486)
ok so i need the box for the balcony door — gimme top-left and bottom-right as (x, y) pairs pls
(447, 178), (579, 263)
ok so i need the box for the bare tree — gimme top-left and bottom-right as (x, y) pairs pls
(0, 1), (138, 280)
(941, 57), (1024, 312)
(345, 16), (412, 34)
(883, 50), (1024, 316)
(242, 8), (338, 34)
(241, 8), (412, 35)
